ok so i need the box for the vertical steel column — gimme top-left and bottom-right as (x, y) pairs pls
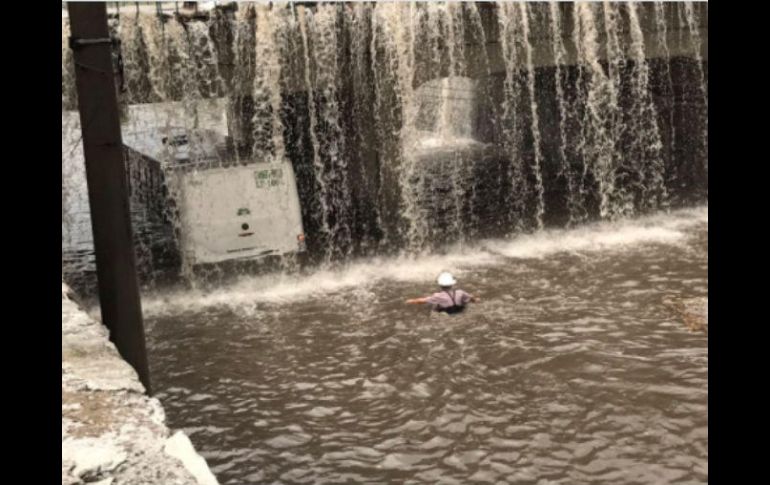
(67, 2), (151, 394)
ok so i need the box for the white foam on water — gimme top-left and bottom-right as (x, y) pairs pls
(482, 206), (706, 259)
(141, 206), (706, 316)
(142, 249), (502, 315)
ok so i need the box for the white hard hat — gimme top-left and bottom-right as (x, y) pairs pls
(437, 272), (456, 286)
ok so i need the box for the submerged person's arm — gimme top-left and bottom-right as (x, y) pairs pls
(406, 297), (430, 305)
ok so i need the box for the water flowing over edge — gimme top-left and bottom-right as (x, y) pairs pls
(139, 205), (706, 316)
(63, 2), (709, 269)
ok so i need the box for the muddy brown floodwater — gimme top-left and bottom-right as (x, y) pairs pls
(143, 207), (707, 485)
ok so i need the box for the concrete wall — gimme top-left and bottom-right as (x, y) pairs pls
(62, 283), (220, 485)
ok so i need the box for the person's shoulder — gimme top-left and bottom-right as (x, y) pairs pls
(457, 289), (472, 301)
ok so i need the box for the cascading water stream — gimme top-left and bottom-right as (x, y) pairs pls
(187, 20), (224, 101)
(370, 2), (418, 250)
(422, 3), (473, 245)
(568, 4), (591, 224)
(229, 4), (257, 160)
(653, 1), (677, 190)
(574, 3), (619, 220)
(346, 2), (383, 253)
(297, 5), (334, 260)
(496, 3), (527, 232)
(549, 3), (578, 227)
(119, 13), (157, 105)
(517, 3), (545, 230)
(311, 4), (354, 261)
(626, 2), (668, 213)
(459, 2), (491, 240)
(601, 2), (631, 217)
(252, 4), (287, 162)
(62, 16), (76, 240)
(682, 2), (708, 181)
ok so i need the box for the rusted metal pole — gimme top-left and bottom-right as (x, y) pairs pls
(67, 2), (151, 394)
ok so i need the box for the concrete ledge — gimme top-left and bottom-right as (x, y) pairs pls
(62, 283), (219, 485)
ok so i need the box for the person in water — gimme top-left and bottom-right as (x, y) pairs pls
(406, 272), (480, 314)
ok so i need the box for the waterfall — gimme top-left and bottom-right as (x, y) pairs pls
(682, 2), (708, 180)
(252, 4), (287, 162)
(568, 3), (591, 224)
(346, 2), (383, 253)
(653, 2), (677, 191)
(626, 2), (667, 213)
(62, 2), (709, 291)
(462, 2), (492, 238)
(517, 3), (545, 230)
(549, 3), (574, 226)
(187, 20), (224, 101)
(230, 4), (257, 158)
(62, 16), (76, 244)
(370, 2), (418, 249)
(497, 3), (527, 231)
(574, 3), (620, 220)
(119, 13), (156, 104)
(601, 2), (632, 217)
(302, 4), (353, 261)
